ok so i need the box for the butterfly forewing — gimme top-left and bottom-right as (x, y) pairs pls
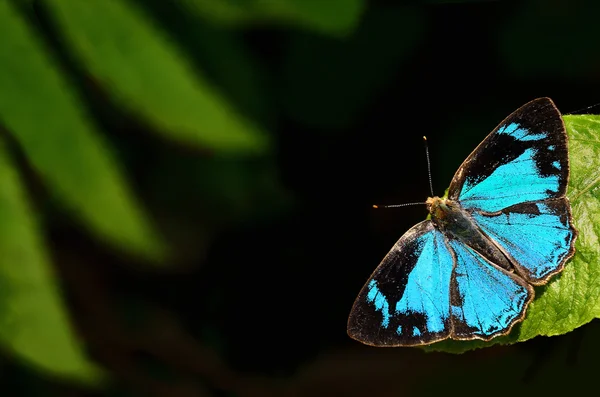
(449, 97), (569, 212)
(347, 221), (454, 346)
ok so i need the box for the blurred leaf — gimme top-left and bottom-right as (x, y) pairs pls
(0, 1), (166, 261)
(45, 0), (268, 154)
(0, 136), (101, 382)
(426, 114), (600, 353)
(149, 8), (272, 126)
(281, 6), (424, 129)
(179, 0), (366, 36)
(499, 0), (600, 79)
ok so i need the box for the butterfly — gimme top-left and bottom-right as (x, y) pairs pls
(347, 97), (578, 346)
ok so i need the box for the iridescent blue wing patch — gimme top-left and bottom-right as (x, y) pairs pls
(448, 240), (533, 340)
(347, 221), (454, 346)
(448, 97), (577, 285)
(449, 98), (569, 213)
(471, 199), (575, 284)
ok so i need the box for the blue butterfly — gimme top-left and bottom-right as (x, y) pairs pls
(347, 97), (578, 346)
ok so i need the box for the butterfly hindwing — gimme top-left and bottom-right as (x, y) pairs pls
(471, 198), (576, 284)
(449, 97), (569, 212)
(448, 239), (533, 340)
(347, 221), (454, 346)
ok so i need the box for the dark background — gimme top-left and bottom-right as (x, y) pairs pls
(2, 0), (600, 396)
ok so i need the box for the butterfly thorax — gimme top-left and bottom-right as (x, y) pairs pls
(426, 197), (472, 235)
(426, 196), (512, 270)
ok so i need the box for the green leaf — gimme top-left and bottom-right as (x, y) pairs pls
(0, 137), (102, 382)
(425, 114), (600, 353)
(281, 6), (424, 129)
(45, 0), (268, 154)
(179, 0), (366, 36)
(0, 2), (166, 261)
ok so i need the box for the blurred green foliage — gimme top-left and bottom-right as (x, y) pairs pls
(179, 0), (365, 35)
(0, 138), (101, 382)
(0, 0), (366, 384)
(47, 0), (269, 154)
(0, 1), (166, 264)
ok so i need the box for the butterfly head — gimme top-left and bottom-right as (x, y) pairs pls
(426, 196), (445, 215)
(426, 196), (459, 225)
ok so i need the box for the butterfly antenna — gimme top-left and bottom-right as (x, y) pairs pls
(423, 136), (434, 197)
(371, 136), (433, 209)
(373, 202), (426, 209)
(566, 102), (600, 115)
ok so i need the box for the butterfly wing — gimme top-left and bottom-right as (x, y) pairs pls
(470, 199), (576, 283)
(449, 97), (569, 211)
(347, 221), (535, 345)
(447, 239), (533, 340)
(448, 97), (577, 284)
(347, 221), (454, 346)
